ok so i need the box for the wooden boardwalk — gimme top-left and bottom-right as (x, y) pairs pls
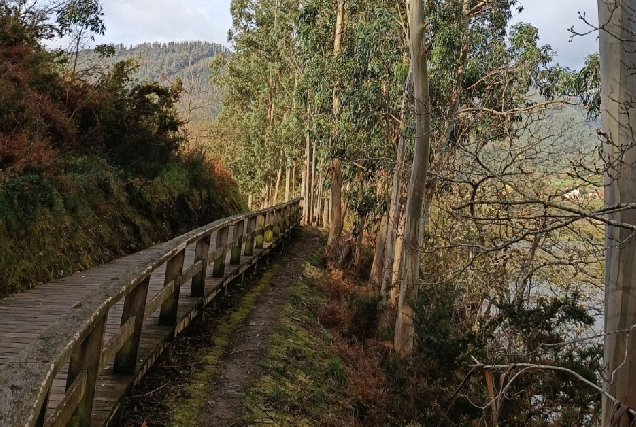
(0, 199), (301, 427)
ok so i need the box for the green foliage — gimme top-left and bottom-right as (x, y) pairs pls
(76, 60), (185, 176)
(56, 0), (105, 39)
(385, 283), (602, 425)
(0, 6), (245, 296)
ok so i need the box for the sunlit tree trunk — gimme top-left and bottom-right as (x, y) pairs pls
(328, 0), (346, 247)
(273, 166), (282, 205)
(292, 162), (296, 198)
(285, 163), (291, 201)
(395, 0), (431, 354)
(381, 71), (411, 296)
(389, 206), (405, 304)
(311, 136), (317, 224)
(599, 0), (636, 424)
(303, 104), (312, 225)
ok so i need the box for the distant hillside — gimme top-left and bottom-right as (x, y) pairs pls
(76, 41), (228, 122)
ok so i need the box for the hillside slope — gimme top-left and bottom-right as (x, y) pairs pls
(76, 41), (228, 122)
(0, 15), (243, 297)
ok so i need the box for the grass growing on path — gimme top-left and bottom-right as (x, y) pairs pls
(170, 263), (282, 426)
(240, 253), (388, 426)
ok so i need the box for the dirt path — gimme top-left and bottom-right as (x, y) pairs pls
(122, 227), (324, 426)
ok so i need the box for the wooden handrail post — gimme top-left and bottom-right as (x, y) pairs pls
(159, 249), (186, 327)
(212, 225), (229, 278)
(66, 316), (106, 426)
(244, 215), (257, 256)
(191, 234), (211, 297)
(230, 220), (245, 265)
(255, 214), (265, 249)
(283, 206), (290, 232)
(272, 209), (281, 238)
(113, 275), (150, 375)
(264, 211), (274, 244)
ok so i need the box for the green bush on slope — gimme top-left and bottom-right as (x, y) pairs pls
(0, 4), (245, 296)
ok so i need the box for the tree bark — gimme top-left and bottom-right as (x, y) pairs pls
(273, 166), (282, 205)
(311, 135), (317, 224)
(395, 0), (432, 354)
(328, 158), (343, 243)
(304, 108), (312, 225)
(389, 204), (405, 305)
(381, 71), (412, 296)
(285, 163), (291, 201)
(599, 0), (636, 424)
(328, 0), (346, 248)
(370, 213), (388, 287)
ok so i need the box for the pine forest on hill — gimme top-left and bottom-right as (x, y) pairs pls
(76, 41), (228, 122)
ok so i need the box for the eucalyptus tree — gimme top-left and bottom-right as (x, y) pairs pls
(297, 0), (405, 256)
(394, 0), (431, 353)
(211, 0), (304, 207)
(597, 0), (636, 424)
(382, 0), (526, 351)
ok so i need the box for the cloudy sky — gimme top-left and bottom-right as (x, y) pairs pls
(91, 0), (599, 69)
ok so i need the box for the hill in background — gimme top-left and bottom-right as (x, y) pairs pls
(77, 41), (228, 123)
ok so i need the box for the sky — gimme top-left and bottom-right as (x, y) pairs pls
(90, 0), (599, 70)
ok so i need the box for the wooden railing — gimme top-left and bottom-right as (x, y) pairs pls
(0, 198), (302, 427)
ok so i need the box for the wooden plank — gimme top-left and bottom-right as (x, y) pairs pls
(144, 280), (175, 321)
(45, 370), (86, 427)
(231, 220), (245, 265)
(183, 260), (204, 290)
(159, 249), (186, 327)
(66, 316), (106, 426)
(212, 225), (229, 278)
(191, 235), (210, 297)
(255, 214), (265, 249)
(112, 274), (150, 375)
(101, 317), (135, 371)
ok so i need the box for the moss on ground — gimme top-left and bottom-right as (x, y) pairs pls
(239, 259), (353, 426)
(169, 264), (282, 426)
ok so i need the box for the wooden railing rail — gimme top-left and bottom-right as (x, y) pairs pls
(0, 198), (302, 427)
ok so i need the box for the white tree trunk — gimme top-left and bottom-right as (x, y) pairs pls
(370, 213), (388, 287)
(303, 111), (312, 225)
(394, 0), (431, 354)
(381, 71), (411, 296)
(328, 0), (345, 248)
(599, 0), (636, 424)
(285, 163), (291, 201)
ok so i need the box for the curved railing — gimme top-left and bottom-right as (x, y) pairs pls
(0, 198), (302, 427)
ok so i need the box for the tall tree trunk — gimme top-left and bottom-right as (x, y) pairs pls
(353, 176), (365, 273)
(328, 0), (346, 248)
(311, 137), (317, 224)
(304, 108), (312, 225)
(316, 173), (324, 226)
(285, 163), (291, 201)
(247, 194), (253, 211)
(292, 162), (296, 198)
(599, 0), (636, 424)
(273, 166), (282, 205)
(395, 0), (432, 354)
(389, 204), (405, 305)
(371, 213), (388, 287)
(323, 196), (330, 228)
(381, 71), (412, 296)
